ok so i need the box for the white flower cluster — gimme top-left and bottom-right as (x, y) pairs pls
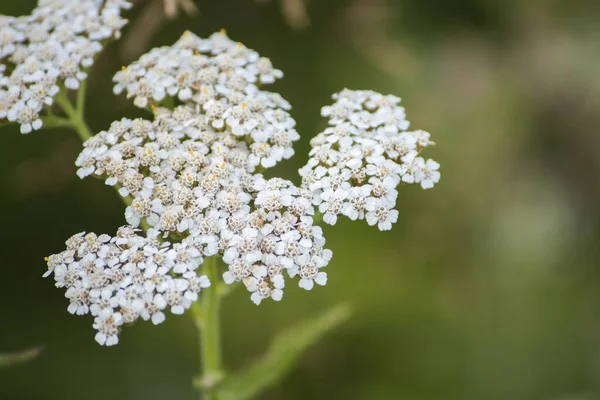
(112, 31), (299, 169)
(0, 0), (130, 133)
(222, 177), (331, 304)
(43, 228), (210, 346)
(46, 32), (333, 345)
(45, 32), (440, 346)
(71, 104), (330, 306)
(299, 89), (440, 231)
(113, 30), (285, 109)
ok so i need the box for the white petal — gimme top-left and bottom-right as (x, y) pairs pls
(152, 312), (165, 325)
(315, 272), (327, 286)
(298, 278), (314, 290)
(223, 271), (235, 284)
(171, 305), (184, 315)
(323, 212), (337, 225)
(250, 292), (263, 305)
(95, 332), (107, 346)
(271, 289), (283, 301)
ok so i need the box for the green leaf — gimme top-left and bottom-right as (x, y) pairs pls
(0, 347), (41, 368)
(217, 303), (351, 400)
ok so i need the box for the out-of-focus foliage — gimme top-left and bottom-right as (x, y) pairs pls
(0, 348), (40, 368)
(1, 0), (600, 399)
(217, 304), (351, 400)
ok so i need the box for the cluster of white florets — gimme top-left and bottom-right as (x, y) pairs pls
(112, 31), (298, 169)
(113, 30), (285, 109)
(46, 32), (333, 345)
(44, 228), (210, 346)
(0, 0), (130, 133)
(299, 89), (440, 231)
(44, 31), (440, 345)
(222, 177), (330, 303)
(71, 103), (328, 306)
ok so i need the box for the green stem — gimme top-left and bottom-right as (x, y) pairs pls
(193, 256), (224, 399)
(40, 116), (73, 130)
(76, 79), (87, 116)
(55, 87), (93, 142)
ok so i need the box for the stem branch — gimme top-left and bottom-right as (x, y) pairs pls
(55, 87), (93, 142)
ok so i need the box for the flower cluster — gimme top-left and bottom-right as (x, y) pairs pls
(45, 31), (333, 345)
(113, 30), (284, 109)
(0, 0), (130, 133)
(44, 30), (439, 345)
(72, 103), (329, 306)
(43, 228), (210, 346)
(299, 89), (440, 231)
(222, 177), (331, 304)
(112, 31), (298, 170)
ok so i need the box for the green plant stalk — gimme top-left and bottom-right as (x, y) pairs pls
(193, 256), (224, 400)
(54, 85), (93, 142)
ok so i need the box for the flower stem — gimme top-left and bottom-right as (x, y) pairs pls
(40, 116), (73, 130)
(76, 79), (87, 116)
(193, 256), (224, 400)
(55, 87), (93, 142)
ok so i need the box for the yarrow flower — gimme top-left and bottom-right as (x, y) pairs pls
(112, 30), (286, 108)
(44, 32), (439, 345)
(0, 0), (131, 133)
(44, 228), (210, 346)
(299, 89), (440, 231)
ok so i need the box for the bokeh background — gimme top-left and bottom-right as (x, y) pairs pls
(2, 0), (600, 399)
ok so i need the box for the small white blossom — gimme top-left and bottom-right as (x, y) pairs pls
(416, 159), (441, 189)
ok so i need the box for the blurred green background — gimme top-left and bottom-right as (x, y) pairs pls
(2, 0), (600, 399)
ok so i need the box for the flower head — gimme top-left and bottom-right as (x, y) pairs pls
(46, 35), (439, 346)
(0, 0), (131, 134)
(299, 89), (440, 231)
(44, 229), (209, 346)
